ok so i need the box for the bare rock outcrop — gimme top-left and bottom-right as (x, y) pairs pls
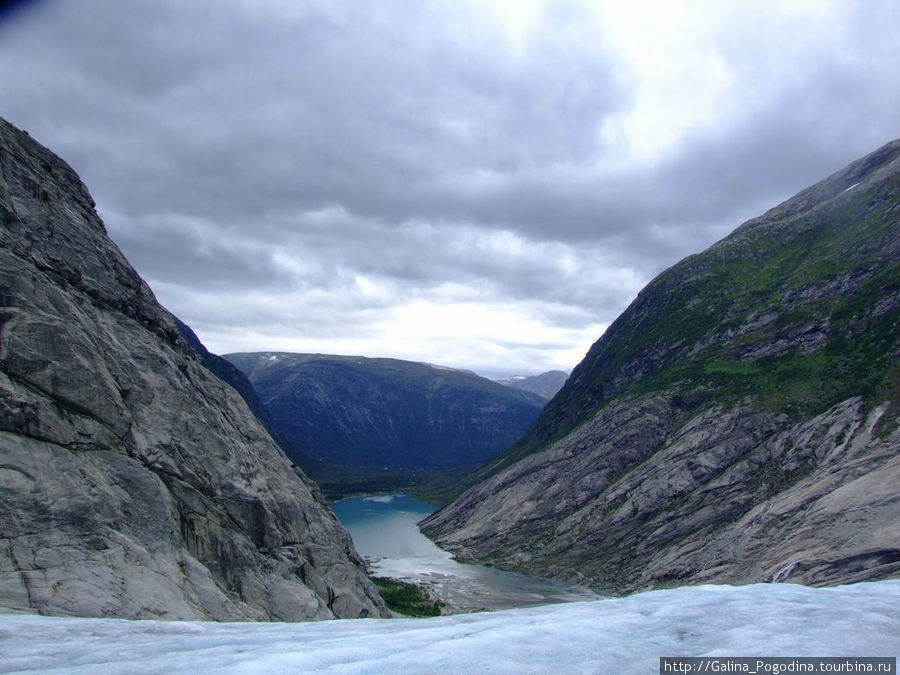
(423, 139), (900, 593)
(0, 117), (387, 620)
(425, 394), (899, 592)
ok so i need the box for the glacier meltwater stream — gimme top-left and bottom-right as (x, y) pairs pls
(331, 494), (602, 612)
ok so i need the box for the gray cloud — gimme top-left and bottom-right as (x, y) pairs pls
(0, 0), (897, 374)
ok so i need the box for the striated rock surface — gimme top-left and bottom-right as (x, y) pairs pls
(0, 117), (387, 620)
(423, 139), (900, 593)
(173, 316), (286, 449)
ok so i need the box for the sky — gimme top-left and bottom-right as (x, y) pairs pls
(0, 0), (897, 377)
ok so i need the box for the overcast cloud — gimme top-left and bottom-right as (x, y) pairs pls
(0, 0), (897, 376)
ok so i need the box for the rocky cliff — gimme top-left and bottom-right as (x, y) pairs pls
(423, 140), (900, 593)
(173, 316), (285, 448)
(0, 118), (387, 620)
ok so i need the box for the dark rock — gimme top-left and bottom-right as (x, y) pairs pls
(225, 352), (545, 470)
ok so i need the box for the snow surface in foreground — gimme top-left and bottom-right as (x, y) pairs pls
(2, 581), (898, 674)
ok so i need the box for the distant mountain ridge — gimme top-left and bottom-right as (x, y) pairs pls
(495, 371), (568, 400)
(423, 139), (900, 593)
(225, 352), (545, 494)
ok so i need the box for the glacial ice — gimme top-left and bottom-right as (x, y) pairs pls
(1, 580), (897, 674)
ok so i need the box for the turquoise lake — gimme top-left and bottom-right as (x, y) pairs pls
(332, 493), (601, 612)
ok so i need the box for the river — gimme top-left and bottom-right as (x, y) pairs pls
(331, 493), (602, 612)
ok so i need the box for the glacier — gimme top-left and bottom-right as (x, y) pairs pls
(1, 581), (898, 674)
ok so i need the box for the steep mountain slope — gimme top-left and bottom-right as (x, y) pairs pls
(423, 139), (900, 593)
(0, 118), (386, 620)
(173, 317), (285, 447)
(225, 353), (545, 474)
(496, 371), (568, 400)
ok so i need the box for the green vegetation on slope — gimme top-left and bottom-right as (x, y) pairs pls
(224, 353), (545, 481)
(312, 463), (477, 505)
(457, 141), (900, 492)
(371, 577), (443, 617)
(421, 141), (900, 596)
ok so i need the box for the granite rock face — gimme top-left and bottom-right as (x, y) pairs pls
(173, 316), (286, 449)
(424, 140), (900, 593)
(0, 118), (387, 620)
(424, 395), (899, 592)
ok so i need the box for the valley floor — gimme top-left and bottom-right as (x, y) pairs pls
(1, 580), (897, 674)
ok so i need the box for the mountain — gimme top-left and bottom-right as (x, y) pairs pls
(423, 139), (900, 594)
(224, 352), (545, 494)
(0, 117), (386, 620)
(173, 316), (285, 446)
(495, 370), (568, 400)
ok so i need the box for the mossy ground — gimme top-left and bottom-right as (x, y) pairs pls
(371, 577), (443, 617)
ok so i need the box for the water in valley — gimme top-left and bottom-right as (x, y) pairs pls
(332, 493), (602, 612)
